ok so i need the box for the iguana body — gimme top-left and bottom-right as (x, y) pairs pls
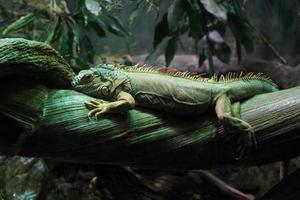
(72, 64), (278, 159)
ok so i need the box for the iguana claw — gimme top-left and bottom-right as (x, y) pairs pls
(223, 114), (257, 162)
(235, 129), (255, 161)
(85, 99), (111, 119)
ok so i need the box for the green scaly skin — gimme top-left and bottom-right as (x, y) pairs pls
(71, 64), (278, 160)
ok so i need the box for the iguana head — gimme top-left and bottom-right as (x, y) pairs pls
(71, 68), (113, 98)
(72, 64), (131, 99)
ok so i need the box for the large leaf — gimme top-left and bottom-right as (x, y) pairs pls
(198, 48), (206, 66)
(145, 36), (172, 65)
(205, 46), (215, 74)
(104, 12), (132, 38)
(98, 12), (131, 38)
(236, 40), (242, 62)
(58, 21), (74, 59)
(165, 36), (178, 66)
(70, 21), (81, 57)
(3, 13), (36, 36)
(128, 5), (139, 26)
(66, 0), (85, 13)
(207, 30), (231, 63)
(199, 0), (227, 21)
(185, 0), (204, 38)
(168, 0), (185, 34)
(77, 24), (95, 63)
(66, 16), (84, 64)
(84, 0), (102, 16)
(88, 19), (106, 37)
(227, 1), (255, 53)
(153, 13), (169, 47)
(214, 42), (231, 63)
(85, 0), (131, 38)
(49, 0), (63, 14)
(82, 8), (106, 37)
(45, 17), (63, 44)
(228, 13), (254, 53)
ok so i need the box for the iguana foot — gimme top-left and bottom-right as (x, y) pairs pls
(85, 99), (111, 119)
(223, 114), (257, 161)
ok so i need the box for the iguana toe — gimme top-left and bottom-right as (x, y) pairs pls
(236, 128), (256, 162)
(85, 99), (105, 109)
(85, 100), (110, 119)
(222, 115), (257, 161)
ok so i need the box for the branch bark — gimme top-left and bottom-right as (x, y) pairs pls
(0, 82), (299, 169)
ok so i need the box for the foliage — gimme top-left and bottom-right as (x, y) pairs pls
(2, 0), (256, 73)
(146, 0), (256, 73)
(2, 0), (132, 70)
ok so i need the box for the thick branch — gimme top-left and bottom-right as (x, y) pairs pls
(0, 83), (299, 169)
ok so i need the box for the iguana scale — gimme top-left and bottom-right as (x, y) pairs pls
(71, 64), (278, 160)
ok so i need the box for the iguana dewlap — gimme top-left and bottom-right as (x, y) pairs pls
(72, 64), (278, 160)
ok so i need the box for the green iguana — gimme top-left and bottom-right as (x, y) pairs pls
(71, 64), (278, 160)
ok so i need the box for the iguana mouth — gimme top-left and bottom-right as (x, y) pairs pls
(71, 76), (82, 89)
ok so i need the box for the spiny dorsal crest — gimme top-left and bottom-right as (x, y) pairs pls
(100, 64), (277, 87)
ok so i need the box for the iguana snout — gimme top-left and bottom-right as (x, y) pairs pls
(71, 70), (103, 97)
(72, 70), (94, 87)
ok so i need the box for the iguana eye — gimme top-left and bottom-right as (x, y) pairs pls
(80, 73), (93, 84)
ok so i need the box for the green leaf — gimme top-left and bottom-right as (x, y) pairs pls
(153, 13), (169, 47)
(77, 24), (95, 63)
(45, 17), (63, 44)
(198, 48), (206, 66)
(86, 4), (131, 38)
(236, 40), (242, 62)
(168, 0), (185, 34)
(199, 0), (227, 21)
(207, 29), (231, 63)
(145, 36), (172, 65)
(128, 7), (139, 26)
(49, 0), (63, 14)
(83, 8), (106, 37)
(3, 13), (36, 36)
(65, 17), (82, 60)
(105, 12), (132, 37)
(165, 37), (178, 66)
(137, 0), (159, 11)
(84, 0), (101, 16)
(227, 2), (255, 53)
(214, 42), (231, 64)
(58, 20), (74, 58)
(228, 12), (254, 53)
(205, 46), (215, 75)
(185, 1), (204, 38)
(67, 0), (85, 13)
(88, 20), (106, 37)
(71, 22), (81, 57)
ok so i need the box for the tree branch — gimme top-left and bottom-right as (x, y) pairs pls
(0, 82), (299, 169)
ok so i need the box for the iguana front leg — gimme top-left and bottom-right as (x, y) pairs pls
(85, 91), (135, 119)
(215, 94), (256, 161)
